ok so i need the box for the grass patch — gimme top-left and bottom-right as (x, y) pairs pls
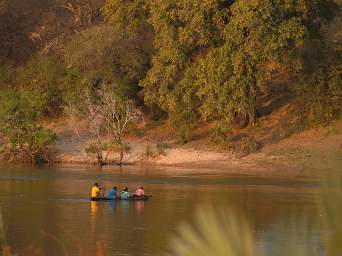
(144, 143), (169, 159)
(156, 142), (169, 156)
(239, 136), (262, 154)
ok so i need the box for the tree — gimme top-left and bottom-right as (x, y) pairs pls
(289, 1), (342, 125)
(104, 0), (337, 130)
(102, 0), (149, 31)
(142, 0), (337, 128)
(0, 0), (54, 63)
(15, 53), (64, 117)
(99, 87), (143, 164)
(58, 0), (100, 28)
(65, 89), (110, 165)
(0, 88), (56, 163)
(65, 84), (143, 166)
(64, 25), (151, 101)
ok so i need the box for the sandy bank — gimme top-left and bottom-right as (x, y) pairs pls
(51, 123), (342, 175)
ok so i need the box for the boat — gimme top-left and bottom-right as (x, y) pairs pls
(91, 195), (151, 201)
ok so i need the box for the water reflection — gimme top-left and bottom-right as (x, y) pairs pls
(90, 201), (98, 218)
(90, 200), (145, 213)
(135, 201), (145, 215)
(109, 200), (116, 210)
(0, 166), (329, 256)
(120, 200), (129, 209)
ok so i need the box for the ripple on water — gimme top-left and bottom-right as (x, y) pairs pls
(0, 176), (40, 181)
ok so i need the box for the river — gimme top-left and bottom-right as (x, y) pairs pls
(0, 165), (331, 255)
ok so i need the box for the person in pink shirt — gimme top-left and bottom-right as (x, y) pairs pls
(134, 186), (145, 196)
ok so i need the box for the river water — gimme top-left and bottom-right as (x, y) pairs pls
(0, 165), (332, 255)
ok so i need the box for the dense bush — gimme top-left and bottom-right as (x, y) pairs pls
(238, 136), (262, 154)
(0, 88), (57, 163)
(64, 25), (151, 101)
(15, 54), (64, 117)
(156, 142), (169, 156)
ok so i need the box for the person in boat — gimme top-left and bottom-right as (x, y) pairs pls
(91, 182), (101, 200)
(120, 187), (130, 199)
(134, 186), (145, 197)
(107, 186), (118, 199)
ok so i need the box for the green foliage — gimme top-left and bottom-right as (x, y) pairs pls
(293, 52), (342, 126)
(290, 1), (341, 126)
(15, 54), (64, 117)
(102, 0), (149, 30)
(280, 119), (305, 138)
(0, 88), (56, 162)
(59, 69), (86, 108)
(0, 0), (340, 147)
(156, 142), (169, 156)
(209, 123), (232, 145)
(85, 142), (131, 156)
(144, 144), (154, 158)
(102, 141), (130, 152)
(144, 143), (168, 158)
(176, 124), (192, 144)
(238, 136), (262, 154)
(84, 143), (98, 155)
(64, 25), (151, 101)
(0, 63), (13, 85)
(135, 0), (337, 129)
(170, 109), (196, 144)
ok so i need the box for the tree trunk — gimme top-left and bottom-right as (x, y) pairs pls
(118, 140), (123, 166)
(249, 100), (257, 127)
(96, 148), (106, 166)
(85, 0), (94, 26)
(96, 129), (106, 166)
(248, 66), (258, 127)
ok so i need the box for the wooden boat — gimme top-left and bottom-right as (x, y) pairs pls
(91, 195), (151, 201)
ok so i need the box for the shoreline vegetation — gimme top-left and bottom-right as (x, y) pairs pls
(31, 118), (342, 174)
(0, 0), (341, 171)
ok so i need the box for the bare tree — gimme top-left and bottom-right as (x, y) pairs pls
(65, 85), (143, 166)
(65, 91), (109, 166)
(99, 89), (143, 165)
(59, 0), (97, 28)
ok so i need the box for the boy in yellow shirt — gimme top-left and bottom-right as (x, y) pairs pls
(91, 183), (101, 200)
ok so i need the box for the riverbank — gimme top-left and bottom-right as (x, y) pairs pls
(49, 118), (342, 175)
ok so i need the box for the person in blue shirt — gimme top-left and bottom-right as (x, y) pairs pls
(107, 186), (117, 199)
(120, 187), (130, 199)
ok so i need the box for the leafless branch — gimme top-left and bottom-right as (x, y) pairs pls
(64, 84), (143, 166)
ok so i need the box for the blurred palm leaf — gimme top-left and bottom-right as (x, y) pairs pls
(167, 206), (261, 256)
(168, 175), (342, 256)
(319, 175), (342, 256)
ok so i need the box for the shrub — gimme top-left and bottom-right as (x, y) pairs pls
(85, 144), (97, 155)
(0, 88), (57, 163)
(209, 122), (233, 149)
(16, 54), (64, 117)
(86, 142), (130, 155)
(156, 142), (169, 156)
(176, 126), (192, 144)
(239, 136), (262, 154)
(170, 109), (195, 144)
(144, 144), (155, 158)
